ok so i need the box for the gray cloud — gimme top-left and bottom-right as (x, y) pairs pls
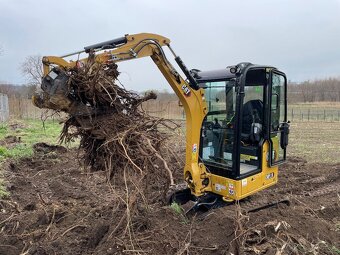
(0, 0), (340, 91)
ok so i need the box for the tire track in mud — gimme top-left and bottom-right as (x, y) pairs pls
(302, 175), (327, 184)
(200, 158), (339, 215)
(305, 183), (340, 197)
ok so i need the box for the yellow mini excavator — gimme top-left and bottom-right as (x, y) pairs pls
(33, 33), (290, 210)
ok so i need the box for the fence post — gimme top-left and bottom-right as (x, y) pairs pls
(0, 94), (9, 122)
(291, 108), (294, 121)
(308, 109), (310, 121)
(324, 109), (326, 121)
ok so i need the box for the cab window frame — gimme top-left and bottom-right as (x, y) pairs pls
(198, 66), (273, 180)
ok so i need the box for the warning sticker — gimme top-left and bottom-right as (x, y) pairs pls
(192, 144), (197, 153)
(181, 84), (191, 97)
(242, 179), (248, 187)
(215, 183), (226, 192)
(266, 172), (274, 180)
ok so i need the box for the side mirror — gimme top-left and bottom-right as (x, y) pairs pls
(280, 122), (290, 149)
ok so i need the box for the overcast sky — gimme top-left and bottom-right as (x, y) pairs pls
(0, 0), (340, 91)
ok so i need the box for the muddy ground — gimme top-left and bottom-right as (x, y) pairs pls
(0, 144), (339, 255)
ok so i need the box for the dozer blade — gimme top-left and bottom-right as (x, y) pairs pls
(166, 183), (230, 216)
(166, 183), (194, 205)
(167, 184), (291, 217)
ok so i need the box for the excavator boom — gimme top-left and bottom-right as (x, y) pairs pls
(34, 33), (210, 197)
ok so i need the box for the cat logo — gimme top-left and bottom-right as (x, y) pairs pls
(181, 84), (191, 97)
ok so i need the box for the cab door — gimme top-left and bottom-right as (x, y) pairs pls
(268, 70), (289, 165)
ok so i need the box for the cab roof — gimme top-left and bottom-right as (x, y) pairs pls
(192, 63), (278, 84)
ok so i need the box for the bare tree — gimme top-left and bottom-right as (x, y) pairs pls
(20, 55), (43, 86)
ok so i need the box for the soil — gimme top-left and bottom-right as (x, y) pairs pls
(0, 147), (339, 255)
(0, 136), (21, 149)
(7, 123), (27, 131)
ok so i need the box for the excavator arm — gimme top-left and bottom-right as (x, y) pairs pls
(35, 33), (212, 197)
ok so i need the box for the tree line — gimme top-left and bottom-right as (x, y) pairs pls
(1, 54), (340, 103)
(2, 78), (340, 103)
(288, 78), (340, 103)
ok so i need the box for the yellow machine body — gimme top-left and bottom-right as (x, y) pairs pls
(208, 141), (278, 201)
(35, 33), (288, 202)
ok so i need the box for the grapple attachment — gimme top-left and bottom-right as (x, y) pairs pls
(33, 67), (95, 116)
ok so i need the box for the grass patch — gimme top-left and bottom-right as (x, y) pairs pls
(170, 202), (188, 224)
(0, 119), (68, 161)
(170, 202), (184, 214)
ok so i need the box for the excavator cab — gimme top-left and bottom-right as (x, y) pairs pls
(195, 64), (288, 181)
(180, 63), (289, 206)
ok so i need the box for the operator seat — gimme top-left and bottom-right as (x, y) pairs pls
(241, 99), (263, 143)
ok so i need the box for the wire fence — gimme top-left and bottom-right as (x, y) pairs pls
(8, 96), (49, 119)
(289, 108), (340, 122)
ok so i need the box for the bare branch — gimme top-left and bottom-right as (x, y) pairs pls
(20, 55), (43, 86)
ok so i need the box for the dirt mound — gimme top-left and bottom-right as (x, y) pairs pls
(0, 135), (21, 149)
(8, 122), (27, 131)
(32, 142), (67, 154)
